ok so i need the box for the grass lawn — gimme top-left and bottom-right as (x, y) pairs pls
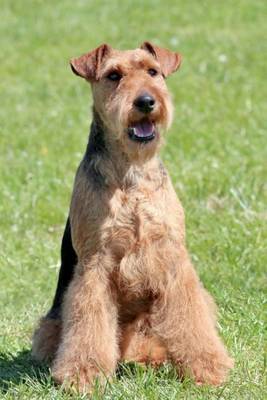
(0, 0), (266, 398)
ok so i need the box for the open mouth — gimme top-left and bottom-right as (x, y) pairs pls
(127, 119), (156, 143)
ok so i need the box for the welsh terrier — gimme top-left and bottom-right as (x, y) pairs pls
(32, 42), (233, 392)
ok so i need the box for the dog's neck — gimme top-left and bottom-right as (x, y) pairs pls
(84, 110), (165, 190)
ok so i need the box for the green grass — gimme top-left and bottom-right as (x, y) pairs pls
(0, 0), (266, 398)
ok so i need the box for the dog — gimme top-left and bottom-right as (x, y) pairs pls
(32, 42), (233, 392)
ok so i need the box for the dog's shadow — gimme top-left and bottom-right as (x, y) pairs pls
(0, 349), (50, 393)
(0, 350), (178, 395)
(0, 351), (147, 386)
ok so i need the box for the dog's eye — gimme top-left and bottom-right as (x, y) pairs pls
(148, 68), (158, 77)
(106, 71), (122, 81)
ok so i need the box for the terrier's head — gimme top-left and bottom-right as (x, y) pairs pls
(70, 42), (181, 161)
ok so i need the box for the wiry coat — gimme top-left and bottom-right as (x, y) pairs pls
(32, 42), (233, 393)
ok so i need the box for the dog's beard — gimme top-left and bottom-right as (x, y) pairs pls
(96, 95), (173, 162)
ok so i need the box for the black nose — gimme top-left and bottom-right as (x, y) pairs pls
(134, 93), (155, 114)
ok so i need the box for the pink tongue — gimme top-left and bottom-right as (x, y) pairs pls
(133, 120), (154, 137)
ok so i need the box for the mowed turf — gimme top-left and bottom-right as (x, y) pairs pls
(0, 0), (266, 398)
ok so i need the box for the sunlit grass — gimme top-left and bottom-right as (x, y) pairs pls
(0, 0), (266, 398)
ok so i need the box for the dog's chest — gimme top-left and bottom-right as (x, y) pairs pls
(108, 188), (167, 247)
(105, 186), (179, 296)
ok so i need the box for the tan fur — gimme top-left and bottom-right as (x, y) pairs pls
(32, 317), (61, 362)
(32, 43), (233, 393)
(120, 313), (168, 366)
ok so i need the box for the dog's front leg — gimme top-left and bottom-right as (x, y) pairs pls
(151, 245), (233, 386)
(52, 255), (119, 393)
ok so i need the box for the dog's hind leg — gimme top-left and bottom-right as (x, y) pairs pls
(49, 217), (78, 313)
(32, 314), (61, 362)
(32, 217), (77, 361)
(120, 314), (168, 367)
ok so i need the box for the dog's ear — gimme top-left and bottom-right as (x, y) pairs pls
(70, 44), (111, 81)
(140, 41), (182, 78)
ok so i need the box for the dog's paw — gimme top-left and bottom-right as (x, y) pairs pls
(52, 363), (107, 394)
(186, 352), (234, 386)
